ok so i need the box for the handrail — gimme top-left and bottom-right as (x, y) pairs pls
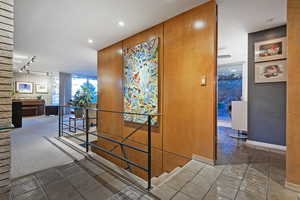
(110, 121), (148, 152)
(59, 105), (161, 117)
(58, 105), (153, 190)
(88, 132), (148, 153)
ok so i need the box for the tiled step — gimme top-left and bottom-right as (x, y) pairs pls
(153, 167), (182, 187)
(152, 172), (168, 185)
(54, 136), (149, 188)
(46, 137), (85, 161)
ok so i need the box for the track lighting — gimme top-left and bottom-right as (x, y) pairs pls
(19, 56), (36, 73)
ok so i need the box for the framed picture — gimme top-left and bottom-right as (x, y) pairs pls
(16, 82), (33, 94)
(36, 84), (48, 94)
(255, 37), (287, 62)
(255, 60), (287, 83)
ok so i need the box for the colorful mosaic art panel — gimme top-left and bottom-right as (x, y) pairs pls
(123, 37), (159, 124)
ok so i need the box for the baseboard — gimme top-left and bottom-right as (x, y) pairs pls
(246, 140), (286, 153)
(192, 154), (215, 166)
(285, 181), (300, 193)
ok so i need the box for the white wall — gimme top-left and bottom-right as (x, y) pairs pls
(13, 72), (59, 105)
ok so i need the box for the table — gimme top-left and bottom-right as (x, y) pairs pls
(68, 116), (85, 133)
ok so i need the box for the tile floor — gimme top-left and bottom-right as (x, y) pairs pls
(8, 125), (300, 200)
(9, 159), (154, 200)
(150, 127), (299, 200)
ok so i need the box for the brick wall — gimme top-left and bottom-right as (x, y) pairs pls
(0, 0), (13, 197)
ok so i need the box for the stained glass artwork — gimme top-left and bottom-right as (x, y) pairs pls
(123, 37), (159, 124)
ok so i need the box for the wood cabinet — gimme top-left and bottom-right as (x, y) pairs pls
(13, 99), (45, 117)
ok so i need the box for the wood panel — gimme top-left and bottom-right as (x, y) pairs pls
(163, 1), (217, 160)
(98, 42), (124, 138)
(97, 1), (217, 180)
(122, 24), (164, 149)
(122, 24), (164, 178)
(287, 0), (300, 187)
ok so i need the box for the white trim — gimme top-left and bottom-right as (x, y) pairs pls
(285, 181), (300, 193)
(192, 154), (215, 166)
(246, 140), (286, 152)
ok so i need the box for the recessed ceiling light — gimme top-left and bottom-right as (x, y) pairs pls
(118, 21), (125, 27)
(88, 39), (94, 44)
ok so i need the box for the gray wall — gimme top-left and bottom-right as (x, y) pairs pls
(248, 25), (286, 146)
(59, 72), (72, 106)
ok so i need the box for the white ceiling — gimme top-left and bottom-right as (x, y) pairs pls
(14, 0), (287, 75)
(217, 0), (287, 65)
(14, 0), (208, 76)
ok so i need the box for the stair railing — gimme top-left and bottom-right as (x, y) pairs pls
(58, 105), (159, 190)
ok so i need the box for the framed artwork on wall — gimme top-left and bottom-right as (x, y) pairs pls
(255, 37), (287, 62)
(16, 82), (33, 94)
(123, 37), (159, 125)
(255, 60), (287, 83)
(36, 84), (48, 94)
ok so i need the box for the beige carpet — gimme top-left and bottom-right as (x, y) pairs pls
(11, 116), (74, 178)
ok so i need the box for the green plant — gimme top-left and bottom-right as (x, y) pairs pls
(37, 95), (42, 100)
(81, 81), (97, 103)
(70, 86), (93, 107)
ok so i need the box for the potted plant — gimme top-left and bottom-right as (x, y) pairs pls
(69, 86), (93, 118)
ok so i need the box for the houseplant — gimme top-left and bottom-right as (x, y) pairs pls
(70, 86), (93, 118)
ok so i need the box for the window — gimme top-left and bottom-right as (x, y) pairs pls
(217, 65), (243, 121)
(88, 79), (98, 103)
(72, 75), (98, 103)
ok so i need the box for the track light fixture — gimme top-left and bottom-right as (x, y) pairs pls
(19, 56), (36, 73)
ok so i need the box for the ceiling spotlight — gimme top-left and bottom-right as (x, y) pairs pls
(88, 39), (94, 44)
(118, 21), (125, 27)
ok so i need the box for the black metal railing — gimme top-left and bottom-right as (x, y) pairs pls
(58, 105), (159, 190)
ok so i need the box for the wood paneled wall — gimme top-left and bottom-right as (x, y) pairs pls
(287, 0), (300, 189)
(0, 0), (13, 197)
(163, 1), (217, 162)
(97, 0), (217, 176)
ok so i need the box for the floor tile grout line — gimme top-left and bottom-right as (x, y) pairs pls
(32, 174), (50, 200)
(10, 175), (45, 199)
(56, 162), (97, 200)
(266, 154), (271, 200)
(233, 163), (250, 200)
(168, 166), (205, 200)
(35, 166), (87, 200)
(200, 165), (228, 200)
